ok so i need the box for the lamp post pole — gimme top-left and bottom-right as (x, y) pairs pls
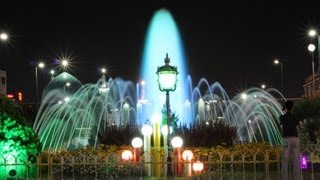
(273, 59), (285, 104)
(280, 61), (284, 98)
(156, 53), (178, 176)
(308, 44), (316, 97)
(312, 52), (315, 97)
(35, 66), (39, 109)
(35, 62), (45, 109)
(166, 91), (170, 145)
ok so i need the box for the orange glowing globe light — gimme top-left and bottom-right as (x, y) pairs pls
(121, 150), (133, 161)
(182, 150), (193, 161)
(193, 161), (204, 173)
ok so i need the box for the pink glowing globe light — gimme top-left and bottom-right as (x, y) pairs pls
(300, 155), (308, 169)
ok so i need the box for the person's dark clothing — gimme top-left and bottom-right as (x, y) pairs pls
(279, 112), (299, 137)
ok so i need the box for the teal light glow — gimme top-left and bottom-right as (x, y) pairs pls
(139, 8), (191, 126)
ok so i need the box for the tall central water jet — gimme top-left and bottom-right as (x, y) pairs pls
(139, 8), (191, 126)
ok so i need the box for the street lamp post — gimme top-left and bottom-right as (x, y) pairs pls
(35, 62), (45, 109)
(309, 29), (320, 73)
(64, 82), (71, 94)
(50, 69), (55, 80)
(273, 59), (285, 103)
(308, 43), (316, 97)
(156, 53), (178, 176)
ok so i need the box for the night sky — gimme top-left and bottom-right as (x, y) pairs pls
(1, 1), (320, 102)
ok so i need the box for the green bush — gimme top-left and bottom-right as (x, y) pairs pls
(176, 120), (239, 148)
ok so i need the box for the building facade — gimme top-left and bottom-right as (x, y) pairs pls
(303, 73), (320, 98)
(0, 69), (6, 96)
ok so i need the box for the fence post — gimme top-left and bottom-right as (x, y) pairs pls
(219, 153), (223, 176)
(231, 154), (234, 176)
(265, 150), (269, 177)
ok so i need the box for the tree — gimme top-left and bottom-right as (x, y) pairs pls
(294, 98), (320, 146)
(0, 95), (37, 125)
(0, 112), (42, 178)
(0, 95), (26, 124)
(161, 105), (179, 131)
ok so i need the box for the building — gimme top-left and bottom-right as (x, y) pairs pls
(303, 73), (320, 98)
(0, 68), (6, 96)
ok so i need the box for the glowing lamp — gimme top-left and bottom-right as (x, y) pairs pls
(121, 150), (133, 161)
(18, 92), (23, 102)
(151, 113), (162, 124)
(241, 93), (247, 100)
(182, 150), (193, 176)
(101, 68), (106, 74)
(7, 94), (14, 99)
(0, 32), (8, 41)
(300, 155), (308, 169)
(171, 136), (183, 148)
(308, 44), (316, 52)
(309, 29), (317, 37)
(156, 53), (178, 92)
(161, 125), (173, 135)
(141, 124), (152, 176)
(131, 137), (143, 148)
(132, 137), (143, 163)
(141, 124), (153, 136)
(62, 60), (68, 67)
(38, 62), (45, 68)
(182, 150), (193, 161)
(193, 161), (204, 174)
(64, 97), (70, 102)
(171, 136), (183, 175)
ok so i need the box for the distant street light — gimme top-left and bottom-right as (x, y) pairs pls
(62, 60), (68, 67)
(61, 59), (69, 71)
(0, 32), (8, 41)
(35, 62), (45, 109)
(261, 84), (266, 89)
(241, 93), (248, 101)
(308, 43), (316, 97)
(309, 29), (317, 37)
(101, 68), (106, 74)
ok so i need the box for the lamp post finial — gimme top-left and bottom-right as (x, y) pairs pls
(165, 53), (170, 65)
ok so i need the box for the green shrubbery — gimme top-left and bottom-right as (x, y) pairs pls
(176, 120), (239, 147)
(295, 98), (320, 148)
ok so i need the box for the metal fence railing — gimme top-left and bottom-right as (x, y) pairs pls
(1, 147), (320, 179)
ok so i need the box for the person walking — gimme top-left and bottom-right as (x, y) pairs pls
(280, 100), (301, 180)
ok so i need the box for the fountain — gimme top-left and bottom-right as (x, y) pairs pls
(33, 8), (283, 151)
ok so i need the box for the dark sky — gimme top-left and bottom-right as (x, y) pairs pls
(1, 1), (320, 102)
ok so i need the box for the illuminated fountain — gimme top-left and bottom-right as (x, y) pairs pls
(33, 8), (283, 151)
(34, 72), (137, 150)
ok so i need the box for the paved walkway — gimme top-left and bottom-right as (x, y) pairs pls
(142, 172), (320, 180)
